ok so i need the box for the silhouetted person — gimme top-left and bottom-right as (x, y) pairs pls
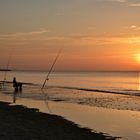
(13, 77), (22, 93)
(12, 77), (22, 103)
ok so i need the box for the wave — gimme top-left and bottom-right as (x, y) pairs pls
(48, 86), (140, 97)
(1, 81), (140, 97)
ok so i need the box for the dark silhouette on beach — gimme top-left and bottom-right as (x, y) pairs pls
(0, 101), (117, 140)
(13, 77), (22, 103)
(13, 77), (22, 92)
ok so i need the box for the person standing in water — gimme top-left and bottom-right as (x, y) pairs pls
(13, 77), (17, 103)
(12, 77), (22, 103)
(13, 77), (18, 92)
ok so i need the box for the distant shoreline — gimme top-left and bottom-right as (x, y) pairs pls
(2, 69), (140, 73)
(0, 69), (11, 71)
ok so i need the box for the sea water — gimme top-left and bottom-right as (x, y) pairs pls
(0, 71), (140, 140)
(0, 71), (140, 95)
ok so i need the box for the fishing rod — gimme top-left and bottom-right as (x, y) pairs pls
(41, 48), (62, 113)
(41, 48), (62, 89)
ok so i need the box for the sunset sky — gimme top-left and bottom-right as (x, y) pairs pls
(0, 0), (140, 71)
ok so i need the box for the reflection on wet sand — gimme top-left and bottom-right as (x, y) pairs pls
(0, 85), (140, 140)
(13, 98), (140, 140)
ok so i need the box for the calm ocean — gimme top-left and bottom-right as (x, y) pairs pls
(0, 71), (140, 95)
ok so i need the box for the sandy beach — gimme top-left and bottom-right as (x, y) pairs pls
(2, 85), (140, 112)
(0, 101), (116, 140)
(44, 87), (140, 112)
(0, 79), (140, 140)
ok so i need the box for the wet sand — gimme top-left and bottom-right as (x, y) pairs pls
(0, 85), (139, 140)
(44, 88), (140, 111)
(15, 98), (140, 140)
(1, 83), (140, 112)
(0, 101), (116, 140)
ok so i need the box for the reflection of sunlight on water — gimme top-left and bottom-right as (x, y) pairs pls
(0, 88), (140, 140)
(138, 72), (140, 90)
(13, 99), (140, 140)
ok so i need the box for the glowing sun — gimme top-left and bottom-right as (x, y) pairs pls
(136, 54), (140, 63)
